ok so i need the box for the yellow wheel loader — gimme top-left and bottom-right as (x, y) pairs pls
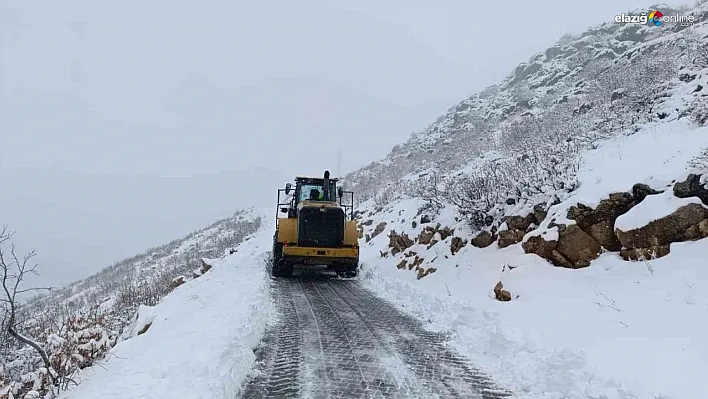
(272, 170), (359, 278)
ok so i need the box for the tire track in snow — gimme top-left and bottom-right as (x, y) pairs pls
(316, 279), (438, 398)
(239, 279), (303, 398)
(333, 280), (513, 399)
(297, 277), (403, 398)
(292, 278), (333, 397)
(239, 273), (514, 399)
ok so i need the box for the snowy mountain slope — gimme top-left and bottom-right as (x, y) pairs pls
(342, 1), (708, 203)
(342, 4), (708, 399)
(54, 210), (275, 399)
(1, 208), (263, 398)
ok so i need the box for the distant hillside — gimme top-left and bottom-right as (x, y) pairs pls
(0, 166), (288, 287)
(1, 209), (262, 398)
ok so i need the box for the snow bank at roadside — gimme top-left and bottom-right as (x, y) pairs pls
(57, 208), (275, 399)
(358, 120), (708, 399)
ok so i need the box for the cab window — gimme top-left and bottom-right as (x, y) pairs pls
(300, 184), (323, 201)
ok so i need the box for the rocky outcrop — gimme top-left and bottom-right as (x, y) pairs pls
(700, 219), (708, 236)
(417, 224), (453, 248)
(523, 232), (573, 268)
(471, 231), (495, 248)
(525, 186), (660, 266)
(567, 192), (636, 251)
(395, 254), (434, 279)
(366, 221), (387, 242)
(437, 226), (453, 241)
(505, 214), (536, 231)
(533, 204), (548, 226)
(498, 229), (525, 248)
(522, 224), (601, 268)
(408, 255), (425, 270)
(417, 267), (437, 280)
(200, 259), (213, 274)
(615, 203), (708, 258)
(373, 221), (387, 237)
(673, 174), (708, 205)
(418, 227), (436, 245)
(524, 174), (708, 266)
(496, 203), (549, 248)
(614, 174), (708, 260)
(137, 322), (152, 335)
(450, 236), (467, 254)
(193, 259), (213, 278)
(493, 281), (512, 302)
(555, 224), (602, 267)
(632, 183), (663, 203)
(169, 275), (186, 290)
(388, 230), (414, 255)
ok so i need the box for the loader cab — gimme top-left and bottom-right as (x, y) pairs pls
(277, 171), (355, 222)
(294, 179), (337, 205)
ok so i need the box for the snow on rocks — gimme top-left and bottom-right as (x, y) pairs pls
(360, 198), (708, 398)
(357, 120), (708, 399)
(514, 120), (708, 266)
(614, 190), (706, 233)
(121, 305), (158, 340)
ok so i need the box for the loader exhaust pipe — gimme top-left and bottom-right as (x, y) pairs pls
(323, 170), (330, 201)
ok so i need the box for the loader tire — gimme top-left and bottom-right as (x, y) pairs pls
(336, 264), (358, 278)
(271, 242), (283, 277)
(271, 242), (293, 278)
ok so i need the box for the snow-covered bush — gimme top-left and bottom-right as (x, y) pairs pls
(0, 303), (10, 357)
(0, 309), (114, 398)
(372, 185), (397, 208)
(46, 310), (115, 391)
(688, 96), (708, 126)
(406, 172), (447, 210)
(443, 163), (508, 228)
(442, 146), (580, 229)
(688, 147), (708, 171)
(682, 28), (708, 69)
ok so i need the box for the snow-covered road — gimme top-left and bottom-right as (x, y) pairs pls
(239, 271), (514, 399)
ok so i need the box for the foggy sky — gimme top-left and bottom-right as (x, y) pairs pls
(0, 0), (682, 288)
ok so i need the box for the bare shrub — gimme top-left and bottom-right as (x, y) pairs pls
(498, 116), (543, 151)
(372, 186), (396, 208)
(443, 164), (508, 228)
(407, 172), (447, 209)
(680, 28), (708, 69)
(0, 226), (55, 397)
(0, 227), (52, 366)
(46, 309), (115, 391)
(439, 144), (580, 229)
(687, 147), (708, 170)
(688, 96), (708, 126)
